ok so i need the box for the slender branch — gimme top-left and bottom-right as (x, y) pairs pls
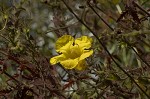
(0, 34), (11, 42)
(87, 2), (114, 31)
(133, 1), (150, 17)
(4, 70), (39, 96)
(0, 19), (7, 32)
(140, 39), (150, 48)
(61, 0), (150, 98)
(45, 22), (77, 34)
(89, 0), (150, 69)
(124, 39), (150, 68)
(31, 53), (46, 96)
(3, 71), (21, 84)
(95, 5), (117, 21)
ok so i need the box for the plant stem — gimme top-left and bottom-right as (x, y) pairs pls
(61, 0), (150, 98)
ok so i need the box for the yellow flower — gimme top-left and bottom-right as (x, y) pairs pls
(50, 35), (93, 70)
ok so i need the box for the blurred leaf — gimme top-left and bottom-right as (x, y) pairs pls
(112, 0), (120, 4)
(72, 92), (81, 99)
(97, 79), (112, 88)
(138, 77), (150, 85)
(107, 73), (121, 81)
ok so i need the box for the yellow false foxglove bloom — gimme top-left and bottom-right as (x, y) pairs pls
(50, 35), (93, 70)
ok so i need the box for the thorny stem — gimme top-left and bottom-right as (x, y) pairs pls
(61, 0), (150, 98)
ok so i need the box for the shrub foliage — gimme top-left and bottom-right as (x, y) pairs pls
(0, 0), (150, 98)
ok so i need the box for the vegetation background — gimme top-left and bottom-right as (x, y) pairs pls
(0, 0), (150, 99)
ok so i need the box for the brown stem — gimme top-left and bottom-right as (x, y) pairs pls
(61, 0), (150, 98)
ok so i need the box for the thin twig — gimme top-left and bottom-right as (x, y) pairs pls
(0, 19), (7, 32)
(133, 1), (150, 17)
(61, 0), (150, 98)
(124, 39), (150, 68)
(89, 0), (150, 70)
(87, 2), (114, 31)
(45, 24), (75, 34)
(0, 34), (11, 42)
(3, 71), (21, 84)
(95, 5), (116, 21)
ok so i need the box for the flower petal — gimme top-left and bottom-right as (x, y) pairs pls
(56, 41), (72, 54)
(55, 35), (74, 53)
(60, 58), (79, 69)
(79, 50), (93, 61)
(75, 36), (92, 49)
(75, 60), (87, 70)
(50, 54), (66, 65)
(65, 44), (82, 59)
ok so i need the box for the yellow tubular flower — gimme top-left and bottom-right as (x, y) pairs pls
(50, 35), (93, 70)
